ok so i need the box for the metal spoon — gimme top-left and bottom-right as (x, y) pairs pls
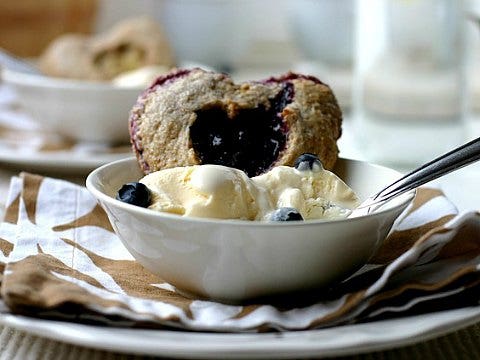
(350, 136), (480, 217)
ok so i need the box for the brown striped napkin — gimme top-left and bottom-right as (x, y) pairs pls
(0, 173), (479, 332)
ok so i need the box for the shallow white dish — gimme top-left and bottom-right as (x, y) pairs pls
(1, 68), (142, 144)
(1, 306), (479, 358)
(86, 157), (415, 302)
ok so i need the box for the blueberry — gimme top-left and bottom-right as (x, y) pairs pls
(269, 207), (304, 221)
(294, 153), (323, 172)
(116, 182), (151, 208)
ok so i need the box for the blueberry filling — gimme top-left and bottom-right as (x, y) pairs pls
(190, 83), (293, 177)
(116, 182), (151, 208)
(269, 207), (304, 221)
(294, 153), (323, 172)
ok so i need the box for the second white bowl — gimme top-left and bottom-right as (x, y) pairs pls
(2, 68), (143, 144)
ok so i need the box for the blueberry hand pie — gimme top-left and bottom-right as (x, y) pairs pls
(129, 68), (342, 176)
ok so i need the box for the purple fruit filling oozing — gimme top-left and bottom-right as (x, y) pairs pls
(190, 83), (294, 177)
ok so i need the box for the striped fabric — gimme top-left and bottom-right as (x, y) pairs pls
(0, 173), (478, 332)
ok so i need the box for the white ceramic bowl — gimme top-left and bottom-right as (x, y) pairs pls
(1, 68), (142, 144)
(157, 0), (252, 69)
(288, 0), (355, 66)
(86, 157), (415, 303)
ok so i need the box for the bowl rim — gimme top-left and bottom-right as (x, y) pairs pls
(86, 157), (416, 227)
(1, 68), (145, 92)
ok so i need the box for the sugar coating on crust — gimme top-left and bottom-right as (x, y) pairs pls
(129, 68), (342, 175)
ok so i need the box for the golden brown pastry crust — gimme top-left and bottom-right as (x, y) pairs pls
(129, 68), (342, 174)
(39, 17), (174, 80)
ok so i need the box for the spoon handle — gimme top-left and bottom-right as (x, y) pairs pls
(371, 136), (480, 205)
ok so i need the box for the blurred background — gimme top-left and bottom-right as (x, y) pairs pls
(0, 0), (479, 171)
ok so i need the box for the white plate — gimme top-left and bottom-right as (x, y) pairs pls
(0, 147), (131, 174)
(1, 306), (479, 358)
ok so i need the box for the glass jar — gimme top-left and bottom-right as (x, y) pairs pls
(354, 0), (469, 170)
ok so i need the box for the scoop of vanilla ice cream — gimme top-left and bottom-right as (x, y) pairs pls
(252, 166), (360, 220)
(140, 165), (271, 220)
(112, 65), (170, 87)
(139, 163), (360, 221)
